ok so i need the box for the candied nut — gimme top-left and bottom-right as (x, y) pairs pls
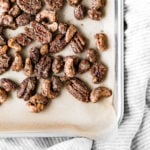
(11, 52), (23, 72)
(74, 5), (86, 20)
(40, 44), (49, 55)
(0, 45), (8, 55)
(24, 27), (35, 39)
(16, 13), (34, 26)
(95, 33), (108, 51)
(42, 79), (58, 99)
(70, 32), (86, 53)
(66, 77), (90, 102)
(16, 33), (32, 47)
(59, 76), (68, 83)
(0, 54), (11, 75)
(88, 9), (102, 20)
(65, 25), (77, 43)
(0, 88), (7, 104)
(45, 0), (64, 11)
(0, 78), (18, 92)
(51, 76), (63, 92)
(92, 0), (106, 10)
(8, 38), (22, 52)
(30, 47), (41, 65)
(8, 5), (21, 17)
(90, 87), (112, 103)
(0, 0), (10, 13)
(34, 55), (52, 79)
(24, 58), (33, 77)
(58, 22), (69, 34)
(86, 49), (97, 63)
(36, 10), (57, 23)
(78, 59), (90, 74)
(17, 77), (37, 101)
(26, 94), (48, 113)
(30, 21), (52, 44)
(90, 63), (107, 83)
(0, 35), (6, 46)
(17, 0), (42, 15)
(52, 55), (64, 74)
(47, 22), (58, 32)
(49, 33), (67, 53)
(68, 0), (82, 6)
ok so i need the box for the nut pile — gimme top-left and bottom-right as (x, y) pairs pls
(0, 0), (112, 113)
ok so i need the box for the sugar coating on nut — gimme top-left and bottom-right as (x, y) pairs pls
(0, 45), (8, 55)
(90, 87), (112, 103)
(51, 76), (63, 92)
(24, 58), (33, 77)
(8, 5), (21, 17)
(78, 59), (91, 74)
(68, 0), (82, 6)
(92, 0), (106, 10)
(88, 9), (102, 20)
(40, 44), (49, 56)
(8, 38), (22, 52)
(86, 49), (98, 63)
(47, 22), (58, 32)
(74, 5), (86, 20)
(58, 22), (69, 34)
(0, 88), (7, 104)
(30, 47), (41, 65)
(0, 0), (10, 13)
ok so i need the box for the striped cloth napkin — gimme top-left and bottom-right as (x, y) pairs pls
(1, 0), (150, 149)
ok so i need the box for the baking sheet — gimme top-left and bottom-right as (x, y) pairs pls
(0, 0), (119, 139)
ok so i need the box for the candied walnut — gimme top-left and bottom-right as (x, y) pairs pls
(26, 94), (48, 113)
(34, 55), (52, 79)
(51, 76), (63, 92)
(58, 22), (69, 34)
(40, 44), (49, 56)
(17, 77), (37, 101)
(16, 33), (32, 47)
(95, 33), (108, 51)
(88, 9), (102, 20)
(0, 54), (11, 75)
(45, 0), (64, 11)
(11, 52), (23, 72)
(68, 0), (82, 6)
(90, 63), (107, 83)
(8, 37), (22, 52)
(64, 56), (79, 78)
(78, 59), (90, 74)
(70, 32), (86, 53)
(92, 0), (106, 10)
(74, 5), (86, 20)
(30, 47), (40, 65)
(24, 58), (33, 77)
(47, 22), (58, 32)
(0, 0), (10, 13)
(52, 55), (64, 74)
(36, 10), (57, 23)
(17, 0), (42, 15)
(90, 87), (112, 103)
(0, 35), (6, 46)
(66, 77), (90, 102)
(0, 88), (7, 104)
(8, 5), (21, 17)
(16, 13), (34, 26)
(30, 21), (52, 44)
(0, 45), (8, 55)
(49, 33), (67, 53)
(65, 25), (77, 43)
(0, 78), (18, 92)
(24, 27), (35, 39)
(42, 79), (58, 99)
(86, 49), (98, 63)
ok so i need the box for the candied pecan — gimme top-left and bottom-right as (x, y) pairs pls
(78, 59), (90, 74)
(0, 54), (11, 75)
(0, 45), (8, 55)
(8, 5), (21, 17)
(17, 77), (37, 101)
(11, 52), (23, 72)
(0, 78), (18, 92)
(16, 33), (32, 47)
(66, 77), (90, 102)
(17, 0), (42, 15)
(52, 55), (64, 74)
(51, 76), (63, 92)
(88, 9), (102, 20)
(74, 5), (86, 20)
(45, 0), (64, 11)
(65, 25), (77, 43)
(30, 47), (41, 65)
(95, 33), (108, 51)
(68, 0), (82, 6)
(90, 63), (107, 83)
(70, 32), (86, 53)
(92, 0), (106, 10)
(24, 58), (33, 77)
(49, 33), (67, 53)
(86, 49), (98, 63)
(0, 0), (10, 13)
(24, 27), (35, 39)
(34, 55), (52, 79)
(8, 37), (22, 52)
(0, 35), (6, 46)
(30, 21), (52, 44)
(40, 44), (49, 55)
(90, 87), (112, 103)
(26, 93), (48, 113)
(58, 22), (69, 34)
(0, 88), (7, 104)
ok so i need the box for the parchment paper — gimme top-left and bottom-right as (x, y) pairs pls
(0, 0), (117, 139)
